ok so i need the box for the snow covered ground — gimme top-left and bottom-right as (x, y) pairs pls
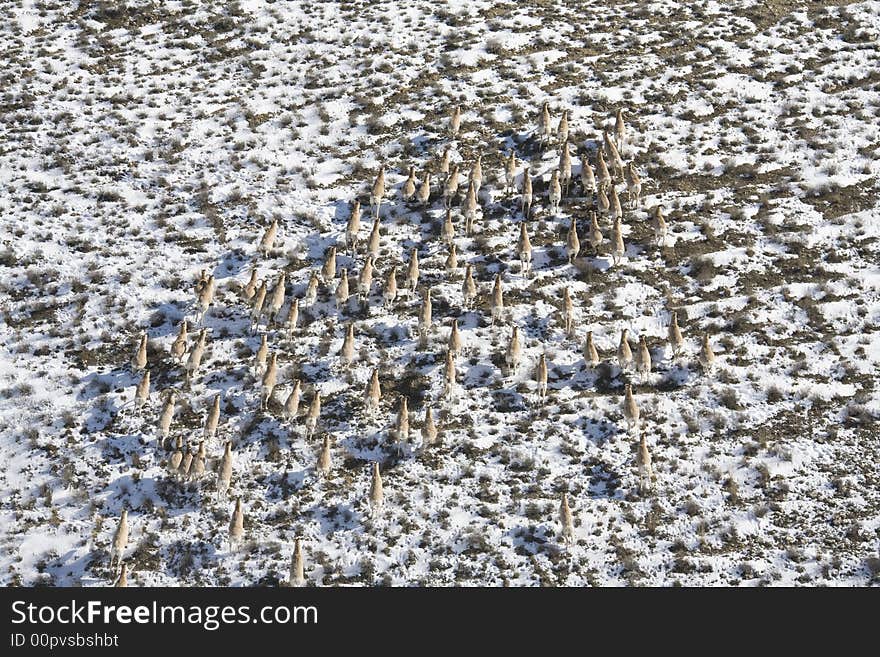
(1, 0), (878, 586)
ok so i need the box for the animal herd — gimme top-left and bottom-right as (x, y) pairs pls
(107, 101), (720, 586)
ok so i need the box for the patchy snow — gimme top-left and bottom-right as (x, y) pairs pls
(0, 0), (878, 588)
